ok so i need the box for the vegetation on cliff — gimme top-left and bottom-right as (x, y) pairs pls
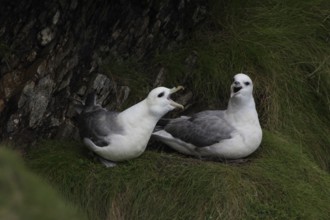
(1, 0), (330, 219)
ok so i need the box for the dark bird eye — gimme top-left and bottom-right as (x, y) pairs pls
(244, 82), (250, 86)
(158, 92), (165, 98)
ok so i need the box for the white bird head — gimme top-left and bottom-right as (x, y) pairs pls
(146, 86), (184, 117)
(230, 73), (254, 99)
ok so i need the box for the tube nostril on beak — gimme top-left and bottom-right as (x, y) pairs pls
(234, 81), (240, 86)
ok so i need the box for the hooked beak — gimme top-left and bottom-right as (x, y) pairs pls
(170, 86), (184, 94)
(169, 86), (184, 109)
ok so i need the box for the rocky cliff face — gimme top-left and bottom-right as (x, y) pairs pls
(0, 0), (207, 146)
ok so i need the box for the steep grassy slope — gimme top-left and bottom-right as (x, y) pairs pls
(24, 0), (330, 219)
(0, 147), (87, 220)
(157, 0), (330, 171)
(27, 134), (330, 220)
(104, 0), (330, 170)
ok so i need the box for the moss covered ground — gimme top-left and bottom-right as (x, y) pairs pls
(2, 0), (330, 219)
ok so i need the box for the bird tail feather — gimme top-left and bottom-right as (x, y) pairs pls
(73, 92), (98, 114)
(83, 137), (102, 152)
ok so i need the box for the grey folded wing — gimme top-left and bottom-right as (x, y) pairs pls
(164, 110), (235, 147)
(77, 108), (123, 146)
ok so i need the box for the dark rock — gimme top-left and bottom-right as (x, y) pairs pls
(0, 0), (208, 146)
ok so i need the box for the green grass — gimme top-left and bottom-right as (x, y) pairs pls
(21, 0), (330, 219)
(103, 0), (330, 171)
(0, 147), (87, 220)
(26, 133), (330, 220)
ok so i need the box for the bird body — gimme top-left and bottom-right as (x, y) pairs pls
(84, 99), (162, 161)
(152, 74), (262, 160)
(76, 86), (184, 166)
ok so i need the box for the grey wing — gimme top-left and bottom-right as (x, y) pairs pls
(77, 108), (123, 146)
(164, 110), (235, 147)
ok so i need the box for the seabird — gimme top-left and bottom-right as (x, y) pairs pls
(76, 86), (184, 167)
(152, 73), (262, 160)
